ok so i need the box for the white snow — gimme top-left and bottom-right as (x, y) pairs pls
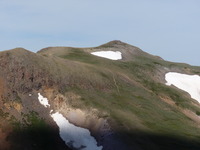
(37, 93), (102, 150)
(51, 112), (103, 150)
(91, 51), (122, 60)
(38, 93), (50, 108)
(165, 72), (200, 103)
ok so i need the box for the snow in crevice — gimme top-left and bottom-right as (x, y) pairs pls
(37, 93), (102, 150)
(51, 112), (103, 150)
(91, 51), (122, 60)
(38, 93), (50, 107)
(165, 72), (200, 103)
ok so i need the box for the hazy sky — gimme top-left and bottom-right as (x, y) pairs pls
(0, 0), (199, 65)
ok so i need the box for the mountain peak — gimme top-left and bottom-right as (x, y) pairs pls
(0, 47), (33, 56)
(1, 40), (200, 150)
(99, 40), (130, 48)
(107, 40), (127, 45)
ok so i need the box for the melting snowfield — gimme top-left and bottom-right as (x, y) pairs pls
(38, 93), (102, 150)
(91, 51), (122, 60)
(51, 112), (102, 150)
(165, 72), (200, 103)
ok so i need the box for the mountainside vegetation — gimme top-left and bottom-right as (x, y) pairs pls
(0, 40), (200, 150)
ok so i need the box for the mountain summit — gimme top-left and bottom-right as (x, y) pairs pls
(0, 41), (200, 150)
(98, 40), (131, 47)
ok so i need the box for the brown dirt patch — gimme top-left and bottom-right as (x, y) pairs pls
(159, 95), (176, 106)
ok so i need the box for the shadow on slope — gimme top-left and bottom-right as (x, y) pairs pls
(102, 130), (200, 150)
(6, 112), (72, 150)
(7, 126), (200, 150)
(7, 125), (72, 150)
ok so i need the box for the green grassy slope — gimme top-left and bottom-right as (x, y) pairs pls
(1, 41), (200, 149)
(37, 41), (200, 149)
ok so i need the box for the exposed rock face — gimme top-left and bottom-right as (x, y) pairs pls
(0, 49), (72, 150)
(0, 47), (123, 150)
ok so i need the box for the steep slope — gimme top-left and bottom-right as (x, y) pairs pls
(1, 41), (200, 150)
(0, 48), (72, 150)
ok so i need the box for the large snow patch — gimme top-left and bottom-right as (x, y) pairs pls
(91, 51), (122, 60)
(37, 93), (102, 150)
(51, 112), (103, 150)
(165, 72), (200, 103)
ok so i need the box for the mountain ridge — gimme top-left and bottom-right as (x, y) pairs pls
(0, 41), (200, 150)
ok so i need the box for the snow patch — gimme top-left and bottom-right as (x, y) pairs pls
(38, 93), (50, 108)
(51, 112), (103, 150)
(165, 72), (200, 103)
(91, 51), (122, 60)
(37, 93), (103, 150)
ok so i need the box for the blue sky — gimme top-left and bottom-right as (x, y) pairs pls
(0, 0), (199, 66)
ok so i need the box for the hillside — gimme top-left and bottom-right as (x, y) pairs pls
(1, 40), (200, 150)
